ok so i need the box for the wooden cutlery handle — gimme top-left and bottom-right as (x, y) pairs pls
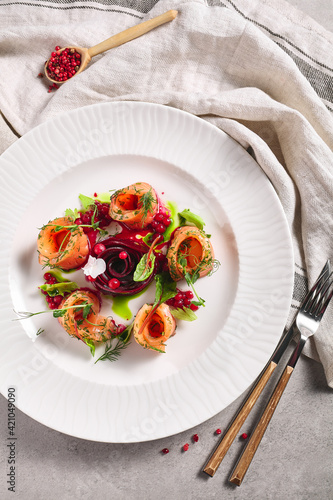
(203, 360), (277, 477)
(88, 10), (178, 57)
(229, 365), (294, 486)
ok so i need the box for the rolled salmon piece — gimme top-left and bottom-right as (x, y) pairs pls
(37, 217), (89, 270)
(109, 182), (158, 229)
(167, 226), (214, 281)
(133, 303), (176, 353)
(58, 289), (117, 343)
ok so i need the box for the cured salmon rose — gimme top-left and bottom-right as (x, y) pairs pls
(37, 217), (89, 270)
(166, 226), (214, 281)
(58, 289), (117, 343)
(133, 303), (176, 353)
(109, 182), (158, 229)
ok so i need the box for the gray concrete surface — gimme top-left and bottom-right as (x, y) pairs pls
(1, 2), (332, 499)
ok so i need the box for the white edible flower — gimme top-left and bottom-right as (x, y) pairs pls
(82, 256), (106, 279)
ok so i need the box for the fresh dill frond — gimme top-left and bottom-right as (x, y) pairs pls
(95, 338), (131, 363)
(138, 188), (155, 225)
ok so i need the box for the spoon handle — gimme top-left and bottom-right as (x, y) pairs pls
(88, 10), (178, 58)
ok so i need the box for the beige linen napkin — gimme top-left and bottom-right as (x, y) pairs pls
(0, 0), (333, 385)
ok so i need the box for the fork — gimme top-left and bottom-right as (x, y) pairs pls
(229, 261), (333, 486)
(203, 260), (331, 478)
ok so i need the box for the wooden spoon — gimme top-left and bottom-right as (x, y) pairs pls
(44, 9), (178, 84)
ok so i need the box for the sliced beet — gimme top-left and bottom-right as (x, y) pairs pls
(93, 236), (158, 296)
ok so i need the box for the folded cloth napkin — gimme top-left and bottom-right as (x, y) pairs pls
(0, 0), (333, 385)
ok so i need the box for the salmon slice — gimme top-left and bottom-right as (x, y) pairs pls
(109, 182), (158, 229)
(167, 226), (214, 281)
(58, 289), (117, 343)
(37, 217), (89, 270)
(133, 303), (176, 353)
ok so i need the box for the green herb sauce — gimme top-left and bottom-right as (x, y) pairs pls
(111, 289), (146, 320)
(164, 201), (180, 241)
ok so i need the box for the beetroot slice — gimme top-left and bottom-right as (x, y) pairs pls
(93, 236), (158, 296)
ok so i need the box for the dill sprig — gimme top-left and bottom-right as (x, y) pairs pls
(94, 322), (133, 363)
(138, 188), (155, 225)
(95, 338), (131, 363)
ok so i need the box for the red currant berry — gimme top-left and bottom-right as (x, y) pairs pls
(183, 443), (189, 452)
(241, 433), (248, 439)
(43, 272), (52, 281)
(190, 304), (199, 311)
(183, 298), (191, 307)
(162, 448), (169, 455)
(154, 213), (164, 222)
(192, 434), (199, 443)
(173, 300), (184, 309)
(185, 290), (194, 299)
(82, 213), (91, 224)
(55, 46), (60, 50)
(53, 295), (63, 306)
(215, 429), (222, 435)
(119, 251), (128, 260)
(101, 204), (109, 215)
(163, 217), (171, 226)
(108, 278), (120, 290)
(94, 243), (106, 255)
(156, 223), (166, 234)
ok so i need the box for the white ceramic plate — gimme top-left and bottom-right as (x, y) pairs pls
(0, 102), (293, 442)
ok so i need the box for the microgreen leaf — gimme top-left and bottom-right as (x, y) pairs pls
(79, 193), (95, 210)
(96, 191), (113, 203)
(133, 253), (156, 282)
(118, 323), (134, 344)
(39, 281), (79, 297)
(82, 303), (93, 319)
(154, 272), (177, 307)
(36, 328), (44, 336)
(178, 209), (205, 230)
(84, 338), (95, 357)
(65, 208), (79, 220)
(171, 307), (198, 321)
(52, 309), (66, 318)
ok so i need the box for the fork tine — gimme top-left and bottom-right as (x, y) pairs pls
(307, 273), (333, 317)
(310, 272), (333, 311)
(302, 261), (331, 312)
(316, 279), (333, 317)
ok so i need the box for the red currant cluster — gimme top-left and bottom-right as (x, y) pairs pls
(151, 207), (172, 234)
(75, 202), (111, 233)
(41, 273), (67, 309)
(166, 289), (199, 311)
(46, 46), (81, 82)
